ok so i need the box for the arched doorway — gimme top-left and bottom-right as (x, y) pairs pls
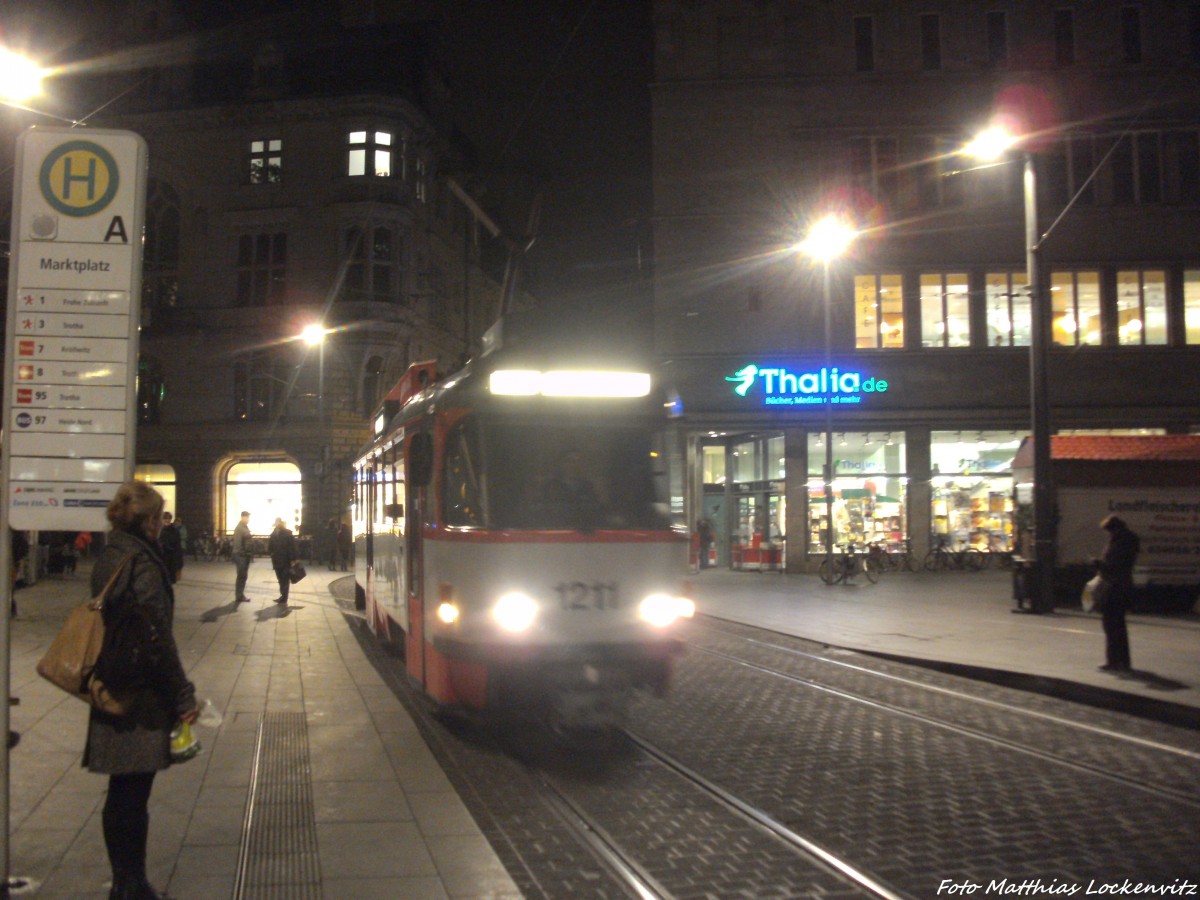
(222, 459), (302, 535)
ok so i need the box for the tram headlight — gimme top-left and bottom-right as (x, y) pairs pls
(436, 602), (460, 624)
(638, 593), (696, 628)
(492, 592), (539, 633)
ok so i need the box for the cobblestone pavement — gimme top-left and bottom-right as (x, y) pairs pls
(341, 602), (1200, 899)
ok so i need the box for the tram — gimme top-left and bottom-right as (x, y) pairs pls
(351, 317), (693, 729)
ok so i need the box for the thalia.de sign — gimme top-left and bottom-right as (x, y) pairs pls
(725, 364), (889, 406)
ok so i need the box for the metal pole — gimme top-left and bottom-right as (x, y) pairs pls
(823, 261), (835, 574)
(1025, 152), (1056, 613)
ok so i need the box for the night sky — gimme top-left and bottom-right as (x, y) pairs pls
(3, 0), (654, 325)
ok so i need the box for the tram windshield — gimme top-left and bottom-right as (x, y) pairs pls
(443, 417), (670, 531)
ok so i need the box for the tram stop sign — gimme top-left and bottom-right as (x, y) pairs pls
(2, 126), (147, 531)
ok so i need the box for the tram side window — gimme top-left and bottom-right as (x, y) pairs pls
(443, 420), (483, 526)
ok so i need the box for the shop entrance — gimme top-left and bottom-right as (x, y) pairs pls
(699, 433), (785, 571)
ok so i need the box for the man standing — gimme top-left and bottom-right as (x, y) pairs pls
(160, 512), (185, 583)
(1094, 514), (1140, 673)
(232, 511), (253, 603)
(336, 521), (352, 572)
(267, 517), (297, 604)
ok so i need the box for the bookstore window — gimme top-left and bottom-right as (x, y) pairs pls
(854, 273), (903, 348)
(1186, 270), (1200, 345)
(236, 232), (287, 306)
(985, 272), (1031, 347)
(919, 272), (969, 348)
(1050, 270), (1101, 346)
(248, 139), (282, 184)
(930, 431), (1019, 551)
(347, 130), (393, 178)
(1116, 270), (1167, 345)
(806, 431), (906, 554)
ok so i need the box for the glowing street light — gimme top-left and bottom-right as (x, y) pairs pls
(963, 124), (1054, 614)
(299, 323), (327, 419)
(800, 215), (857, 578)
(0, 48), (45, 103)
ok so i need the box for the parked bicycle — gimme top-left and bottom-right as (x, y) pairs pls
(819, 542), (882, 584)
(983, 535), (1015, 570)
(923, 535), (987, 572)
(870, 539), (917, 572)
(192, 531), (233, 562)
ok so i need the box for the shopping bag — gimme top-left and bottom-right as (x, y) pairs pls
(288, 561), (307, 584)
(1081, 574), (1110, 613)
(36, 552), (136, 715)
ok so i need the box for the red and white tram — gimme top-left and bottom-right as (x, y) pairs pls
(352, 320), (692, 729)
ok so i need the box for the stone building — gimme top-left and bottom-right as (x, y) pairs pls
(2, 2), (508, 548)
(650, 1), (1200, 572)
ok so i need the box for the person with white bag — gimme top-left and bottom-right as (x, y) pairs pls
(1092, 515), (1140, 673)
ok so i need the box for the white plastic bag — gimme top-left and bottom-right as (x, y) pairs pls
(196, 698), (224, 729)
(1081, 574), (1109, 613)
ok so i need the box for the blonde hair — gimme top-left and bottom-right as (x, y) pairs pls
(107, 480), (165, 533)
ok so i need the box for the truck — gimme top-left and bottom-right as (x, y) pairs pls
(1012, 435), (1200, 614)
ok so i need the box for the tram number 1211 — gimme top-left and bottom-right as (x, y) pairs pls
(555, 581), (620, 611)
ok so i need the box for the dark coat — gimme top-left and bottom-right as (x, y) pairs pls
(267, 525), (297, 568)
(83, 530), (196, 774)
(1097, 521), (1141, 606)
(159, 523), (184, 577)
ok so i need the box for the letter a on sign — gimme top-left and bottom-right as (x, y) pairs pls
(104, 216), (128, 243)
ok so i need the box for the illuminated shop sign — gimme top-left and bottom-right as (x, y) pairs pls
(725, 364), (889, 406)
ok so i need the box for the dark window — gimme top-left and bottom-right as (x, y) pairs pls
(362, 355), (385, 416)
(1190, 5), (1200, 63)
(854, 16), (875, 72)
(233, 352), (284, 422)
(136, 356), (165, 425)
(1072, 136), (1096, 206)
(236, 232), (287, 306)
(143, 179), (180, 311)
(1137, 132), (1162, 203)
(1121, 6), (1142, 63)
(1166, 130), (1200, 203)
(1054, 9), (1075, 66)
(920, 14), (941, 70)
(1110, 136), (1135, 204)
(986, 11), (1008, 67)
(342, 225), (396, 303)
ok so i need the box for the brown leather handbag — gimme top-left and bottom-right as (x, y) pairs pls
(36, 551), (137, 716)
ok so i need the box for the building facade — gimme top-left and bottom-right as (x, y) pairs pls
(2, 3), (507, 549)
(651, 0), (1200, 571)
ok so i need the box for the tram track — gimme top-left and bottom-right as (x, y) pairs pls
(688, 618), (1200, 808)
(523, 727), (911, 900)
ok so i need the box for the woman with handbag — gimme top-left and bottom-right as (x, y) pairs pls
(86, 480), (198, 900)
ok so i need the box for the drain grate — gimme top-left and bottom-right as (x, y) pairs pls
(232, 713), (322, 899)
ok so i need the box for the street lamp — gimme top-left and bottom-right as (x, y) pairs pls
(300, 323), (326, 420)
(0, 48), (45, 103)
(964, 125), (1055, 614)
(799, 216), (857, 578)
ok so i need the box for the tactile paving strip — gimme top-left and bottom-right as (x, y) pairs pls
(232, 713), (322, 899)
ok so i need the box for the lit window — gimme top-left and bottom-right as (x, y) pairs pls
(1050, 271), (1101, 346)
(1186, 271), (1200, 344)
(984, 272), (1031, 347)
(249, 139), (282, 184)
(1116, 270), (1167, 345)
(920, 272), (969, 348)
(348, 130), (393, 177)
(855, 273), (903, 349)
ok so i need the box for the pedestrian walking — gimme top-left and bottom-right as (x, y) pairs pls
(85, 480), (198, 900)
(697, 519), (714, 569)
(1093, 514), (1140, 673)
(159, 513), (184, 583)
(267, 517), (298, 604)
(231, 511), (253, 603)
(336, 520), (352, 572)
